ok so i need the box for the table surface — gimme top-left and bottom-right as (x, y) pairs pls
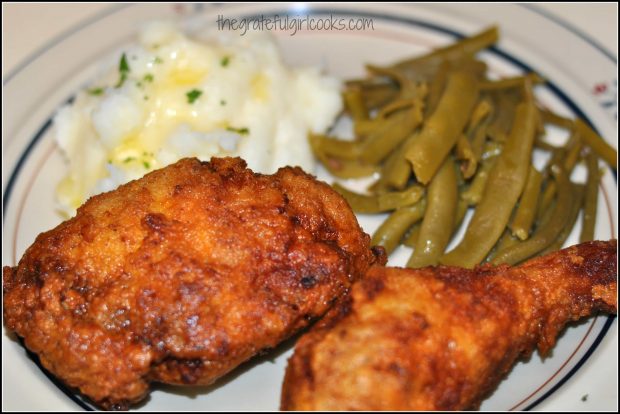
(2, 3), (618, 79)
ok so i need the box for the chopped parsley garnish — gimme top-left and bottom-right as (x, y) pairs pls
(220, 56), (230, 67)
(144, 95), (149, 100)
(123, 157), (136, 163)
(226, 126), (250, 135)
(120, 54), (130, 71)
(143, 161), (151, 169)
(88, 87), (104, 96)
(136, 74), (154, 89)
(115, 53), (131, 88)
(153, 56), (164, 64)
(581, 394), (588, 402)
(220, 100), (226, 106)
(186, 89), (203, 104)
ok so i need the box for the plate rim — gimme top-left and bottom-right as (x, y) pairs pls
(2, 3), (617, 411)
(3, 3), (617, 89)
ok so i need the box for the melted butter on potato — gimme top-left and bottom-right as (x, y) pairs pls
(54, 21), (342, 217)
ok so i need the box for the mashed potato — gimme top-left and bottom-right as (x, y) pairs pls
(54, 22), (342, 216)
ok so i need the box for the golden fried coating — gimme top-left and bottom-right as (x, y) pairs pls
(3, 157), (384, 410)
(281, 240), (617, 411)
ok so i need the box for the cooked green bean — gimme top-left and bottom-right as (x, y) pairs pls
(580, 151), (600, 242)
(320, 157), (378, 179)
(486, 91), (521, 142)
(311, 133), (363, 160)
(361, 83), (398, 109)
(372, 199), (427, 254)
(564, 136), (583, 171)
(346, 79), (399, 108)
(467, 99), (493, 134)
(406, 70), (479, 184)
(414, 55), (487, 87)
(510, 166), (543, 240)
(346, 76), (427, 162)
(309, 134), (378, 178)
(366, 64), (426, 100)
(314, 97), (424, 165)
(537, 131), (581, 217)
(376, 98), (417, 119)
(575, 119), (617, 169)
(537, 176), (562, 221)
(333, 183), (424, 214)
(376, 185), (425, 211)
(311, 26), (610, 268)
(453, 198), (470, 234)
(466, 98), (494, 162)
(343, 87), (367, 121)
(425, 61), (450, 116)
(371, 136), (415, 192)
(480, 72), (545, 91)
(456, 134), (477, 179)
(445, 198), (470, 251)
(549, 141), (570, 168)
(534, 136), (561, 152)
(393, 26), (499, 71)
(345, 77), (385, 89)
(491, 164), (572, 265)
(354, 117), (386, 137)
(470, 107), (493, 160)
(361, 68), (427, 121)
(403, 223), (421, 248)
(440, 99), (537, 268)
(537, 198), (557, 230)
(408, 158), (458, 268)
(481, 141), (503, 160)
(461, 155), (498, 205)
(542, 183), (585, 254)
(359, 103), (424, 164)
(319, 157), (378, 179)
(486, 230), (520, 262)
(540, 108), (574, 129)
(457, 58), (488, 79)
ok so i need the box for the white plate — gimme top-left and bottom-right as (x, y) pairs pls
(2, 3), (617, 411)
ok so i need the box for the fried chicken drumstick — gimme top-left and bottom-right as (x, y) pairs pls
(281, 240), (617, 411)
(3, 157), (384, 410)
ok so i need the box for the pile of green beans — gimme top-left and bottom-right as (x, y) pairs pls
(313, 26), (617, 269)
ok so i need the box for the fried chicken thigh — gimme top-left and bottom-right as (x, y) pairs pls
(3, 157), (384, 410)
(281, 240), (617, 411)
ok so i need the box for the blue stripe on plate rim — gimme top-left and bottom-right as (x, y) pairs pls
(520, 3), (617, 64)
(2, 6), (616, 411)
(2, 4), (131, 85)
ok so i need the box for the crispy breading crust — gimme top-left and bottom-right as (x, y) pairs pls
(281, 240), (617, 411)
(3, 157), (384, 410)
